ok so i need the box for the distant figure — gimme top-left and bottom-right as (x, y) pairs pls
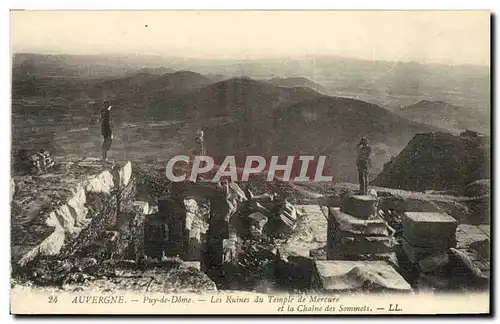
(195, 128), (205, 155)
(101, 102), (113, 164)
(357, 137), (372, 195)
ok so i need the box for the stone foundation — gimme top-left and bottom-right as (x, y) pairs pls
(11, 158), (133, 269)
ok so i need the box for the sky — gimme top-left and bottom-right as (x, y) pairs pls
(10, 10), (491, 66)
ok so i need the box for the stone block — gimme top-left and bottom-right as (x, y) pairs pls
(131, 211), (145, 263)
(402, 212), (458, 248)
(248, 212), (268, 235)
(456, 224), (490, 251)
(182, 261), (201, 270)
(118, 161), (132, 187)
(449, 248), (489, 281)
(326, 249), (399, 268)
(312, 260), (411, 292)
(11, 159), (135, 270)
(478, 225), (491, 236)
(341, 195), (378, 219)
(402, 238), (446, 263)
(185, 227), (202, 262)
(330, 234), (395, 255)
(418, 251), (450, 273)
(85, 170), (115, 194)
(309, 246), (327, 260)
(469, 239), (490, 259)
(132, 201), (150, 215)
(279, 201), (297, 230)
(328, 207), (388, 236)
(418, 273), (451, 289)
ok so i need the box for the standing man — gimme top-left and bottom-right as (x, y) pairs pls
(357, 137), (372, 195)
(195, 128), (205, 155)
(101, 102), (113, 164)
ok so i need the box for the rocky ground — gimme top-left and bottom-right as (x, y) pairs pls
(10, 160), (490, 295)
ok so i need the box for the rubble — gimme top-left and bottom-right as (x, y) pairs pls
(456, 224), (490, 258)
(398, 210), (490, 291)
(402, 238), (443, 263)
(12, 158), (136, 269)
(247, 212), (268, 236)
(330, 235), (395, 255)
(418, 252), (450, 273)
(279, 204), (327, 259)
(449, 248), (488, 281)
(279, 200), (298, 230)
(312, 260), (412, 292)
(11, 158), (491, 295)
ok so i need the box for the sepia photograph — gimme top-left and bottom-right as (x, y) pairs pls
(9, 10), (491, 315)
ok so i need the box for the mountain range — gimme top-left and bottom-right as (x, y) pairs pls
(11, 53), (489, 183)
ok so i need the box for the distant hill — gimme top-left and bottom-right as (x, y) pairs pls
(206, 73), (230, 82)
(139, 76), (322, 121)
(267, 77), (327, 93)
(397, 100), (490, 134)
(12, 53), (156, 79)
(135, 67), (176, 75)
(266, 96), (437, 181)
(10, 69), (444, 183)
(140, 78), (437, 181)
(372, 131), (490, 192)
(90, 70), (213, 102)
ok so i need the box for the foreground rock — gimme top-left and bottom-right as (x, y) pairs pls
(456, 224), (490, 259)
(17, 259), (217, 293)
(11, 158), (133, 269)
(372, 131), (490, 192)
(312, 260), (412, 292)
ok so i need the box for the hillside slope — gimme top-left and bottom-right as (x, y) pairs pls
(267, 77), (327, 93)
(11, 73), (440, 183)
(397, 100), (490, 134)
(372, 131), (490, 192)
(91, 70), (213, 101)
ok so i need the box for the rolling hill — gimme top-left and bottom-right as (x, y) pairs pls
(267, 77), (327, 94)
(396, 100), (490, 134)
(11, 68), (444, 183)
(90, 70), (213, 101)
(131, 77), (438, 181)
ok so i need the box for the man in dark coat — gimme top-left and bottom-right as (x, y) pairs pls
(357, 137), (372, 195)
(101, 102), (113, 163)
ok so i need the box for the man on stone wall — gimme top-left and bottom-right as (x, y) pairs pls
(357, 137), (372, 195)
(101, 102), (113, 164)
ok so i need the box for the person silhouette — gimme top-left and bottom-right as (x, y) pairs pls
(356, 137), (372, 195)
(100, 102), (113, 164)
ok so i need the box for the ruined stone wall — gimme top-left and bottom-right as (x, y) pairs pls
(11, 159), (134, 273)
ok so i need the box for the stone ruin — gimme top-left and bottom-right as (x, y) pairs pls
(327, 195), (397, 266)
(140, 179), (299, 286)
(309, 192), (490, 293)
(401, 212), (489, 291)
(310, 194), (410, 293)
(10, 158), (490, 294)
(11, 158), (217, 292)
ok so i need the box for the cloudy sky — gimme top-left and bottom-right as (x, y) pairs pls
(10, 10), (490, 65)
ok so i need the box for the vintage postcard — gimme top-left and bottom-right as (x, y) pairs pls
(9, 10), (491, 315)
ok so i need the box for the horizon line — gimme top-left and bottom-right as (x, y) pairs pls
(11, 51), (490, 69)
